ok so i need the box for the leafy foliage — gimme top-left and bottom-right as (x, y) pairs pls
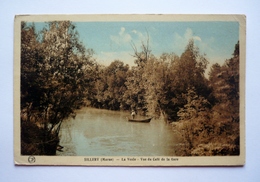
(93, 60), (129, 110)
(21, 21), (240, 156)
(21, 21), (96, 155)
(172, 41), (240, 156)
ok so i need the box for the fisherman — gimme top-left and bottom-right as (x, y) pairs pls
(131, 110), (136, 119)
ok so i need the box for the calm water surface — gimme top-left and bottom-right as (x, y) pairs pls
(57, 108), (177, 156)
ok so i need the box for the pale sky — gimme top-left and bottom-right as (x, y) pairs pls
(34, 21), (239, 75)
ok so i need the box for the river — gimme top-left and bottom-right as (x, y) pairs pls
(57, 108), (177, 156)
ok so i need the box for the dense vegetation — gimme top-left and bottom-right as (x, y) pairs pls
(172, 43), (239, 155)
(21, 21), (98, 155)
(21, 21), (239, 156)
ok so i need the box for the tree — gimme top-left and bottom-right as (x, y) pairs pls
(174, 40), (209, 95)
(209, 41), (239, 123)
(173, 41), (240, 156)
(21, 21), (96, 155)
(161, 39), (210, 121)
(93, 60), (129, 110)
(123, 40), (151, 114)
(177, 88), (211, 120)
(123, 65), (147, 114)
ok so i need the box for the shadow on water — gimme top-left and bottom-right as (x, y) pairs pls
(57, 107), (177, 156)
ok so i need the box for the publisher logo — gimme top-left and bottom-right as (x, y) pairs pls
(28, 156), (36, 163)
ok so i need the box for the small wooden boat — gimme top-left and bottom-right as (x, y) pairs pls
(127, 117), (152, 123)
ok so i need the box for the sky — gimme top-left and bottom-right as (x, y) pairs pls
(34, 21), (239, 74)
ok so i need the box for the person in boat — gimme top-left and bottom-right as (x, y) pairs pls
(131, 110), (136, 119)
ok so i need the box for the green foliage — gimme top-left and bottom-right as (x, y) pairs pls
(90, 39), (210, 120)
(21, 21), (96, 155)
(21, 21), (240, 157)
(93, 60), (129, 110)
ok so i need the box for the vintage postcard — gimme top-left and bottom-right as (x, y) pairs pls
(14, 14), (245, 166)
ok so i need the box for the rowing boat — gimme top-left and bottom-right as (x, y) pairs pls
(127, 117), (152, 123)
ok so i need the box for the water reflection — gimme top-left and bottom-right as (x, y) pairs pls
(57, 108), (177, 156)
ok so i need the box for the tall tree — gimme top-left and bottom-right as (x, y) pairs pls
(162, 40), (209, 120)
(209, 41), (239, 122)
(173, 41), (240, 156)
(21, 21), (96, 155)
(123, 40), (151, 114)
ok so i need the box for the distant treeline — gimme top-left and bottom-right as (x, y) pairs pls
(21, 21), (239, 156)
